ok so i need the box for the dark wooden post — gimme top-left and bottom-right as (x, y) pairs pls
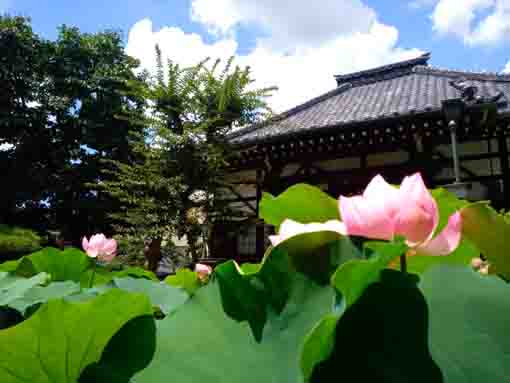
(255, 168), (265, 259)
(498, 135), (510, 207)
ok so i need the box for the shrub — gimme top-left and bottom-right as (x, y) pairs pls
(0, 225), (42, 260)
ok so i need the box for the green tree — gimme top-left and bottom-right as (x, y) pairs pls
(0, 16), (147, 240)
(0, 16), (52, 226)
(101, 47), (275, 262)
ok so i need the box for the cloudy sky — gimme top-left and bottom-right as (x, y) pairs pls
(5, 0), (510, 112)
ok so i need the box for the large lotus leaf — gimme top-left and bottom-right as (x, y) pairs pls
(164, 268), (202, 295)
(0, 260), (21, 273)
(112, 277), (189, 315)
(400, 238), (479, 274)
(13, 247), (92, 282)
(302, 241), (406, 381)
(134, 273), (335, 383)
(0, 289), (155, 383)
(259, 183), (340, 229)
(63, 277), (188, 317)
(0, 272), (49, 307)
(80, 266), (157, 288)
(419, 266), (510, 382)
(7, 280), (80, 315)
(78, 315), (156, 383)
(431, 188), (468, 234)
(312, 270), (443, 383)
(214, 247), (293, 342)
(332, 241), (407, 308)
(291, 236), (364, 285)
(461, 202), (510, 279)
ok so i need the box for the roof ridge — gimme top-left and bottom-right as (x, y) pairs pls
(227, 82), (353, 140)
(413, 65), (510, 81)
(334, 52), (431, 85)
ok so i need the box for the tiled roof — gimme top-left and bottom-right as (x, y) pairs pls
(229, 53), (510, 145)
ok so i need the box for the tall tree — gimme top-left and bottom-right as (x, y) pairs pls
(101, 48), (275, 261)
(0, 16), (147, 240)
(0, 16), (52, 227)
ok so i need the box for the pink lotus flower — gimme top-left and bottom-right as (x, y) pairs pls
(194, 263), (212, 280)
(82, 234), (117, 263)
(340, 173), (462, 256)
(269, 219), (346, 247)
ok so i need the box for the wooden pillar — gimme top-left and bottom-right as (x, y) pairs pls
(255, 168), (265, 259)
(498, 135), (510, 207)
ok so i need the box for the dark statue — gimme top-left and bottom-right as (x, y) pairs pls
(449, 78), (505, 104)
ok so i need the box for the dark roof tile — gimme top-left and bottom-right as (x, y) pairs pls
(229, 54), (510, 145)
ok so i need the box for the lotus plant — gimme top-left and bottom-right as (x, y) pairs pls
(270, 173), (462, 257)
(195, 263), (213, 281)
(82, 233), (117, 287)
(82, 233), (117, 262)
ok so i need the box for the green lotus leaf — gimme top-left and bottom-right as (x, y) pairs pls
(214, 247), (292, 342)
(112, 277), (189, 315)
(10, 247), (92, 282)
(332, 241), (407, 308)
(80, 266), (158, 288)
(0, 289), (155, 383)
(461, 202), (510, 280)
(7, 280), (80, 315)
(419, 265), (510, 382)
(164, 268), (202, 295)
(134, 273), (335, 382)
(259, 183), (340, 229)
(312, 269), (442, 382)
(0, 272), (49, 307)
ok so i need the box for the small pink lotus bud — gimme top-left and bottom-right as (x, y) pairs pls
(471, 257), (484, 270)
(194, 263), (212, 281)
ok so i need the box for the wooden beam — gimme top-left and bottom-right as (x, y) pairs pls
(498, 136), (510, 207)
(217, 196), (257, 204)
(255, 168), (265, 259)
(221, 185), (257, 215)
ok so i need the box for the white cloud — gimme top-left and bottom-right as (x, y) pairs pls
(503, 61), (510, 73)
(127, 0), (422, 113)
(190, 0), (376, 48)
(429, 0), (510, 45)
(0, 142), (15, 152)
(127, 19), (421, 113)
(126, 19), (238, 71)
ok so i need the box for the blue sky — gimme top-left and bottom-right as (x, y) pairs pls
(3, 0), (510, 112)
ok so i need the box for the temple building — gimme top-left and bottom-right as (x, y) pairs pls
(213, 53), (510, 260)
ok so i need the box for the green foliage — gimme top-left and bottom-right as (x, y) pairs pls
(420, 266), (510, 382)
(100, 51), (275, 259)
(0, 15), (147, 237)
(259, 184), (340, 229)
(461, 202), (510, 280)
(332, 241), (407, 309)
(164, 268), (202, 295)
(111, 277), (188, 315)
(0, 289), (155, 383)
(311, 270), (443, 383)
(403, 238), (479, 274)
(1, 176), (510, 382)
(215, 247), (292, 341)
(0, 225), (42, 257)
(3, 247), (93, 282)
(0, 272), (49, 307)
(133, 273), (335, 383)
(7, 280), (80, 315)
